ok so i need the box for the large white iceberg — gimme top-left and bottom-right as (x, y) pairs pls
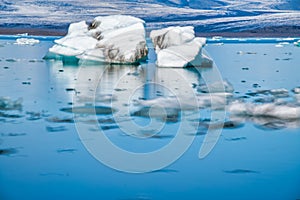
(150, 26), (212, 68)
(48, 15), (148, 64)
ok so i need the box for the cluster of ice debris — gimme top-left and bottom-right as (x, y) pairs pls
(130, 81), (300, 129)
(233, 87), (300, 119)
(225, 87), (300, 130)
(46, 15), (211, 67)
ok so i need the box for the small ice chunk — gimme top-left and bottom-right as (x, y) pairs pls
(294, 40), (300, 47)
(292, 87), (300, 94)
(60, 105), (116, 115)
(212, 36), (223, 40)
(275, 42), (289, 48)
(0, 97), (22, 110)
(270, 88), (289, 98)
(150, 26), (212, 68)
(197, 80), (234, 93)
(46, 126), (67, 132)
(15, 38), (40, 45)
(16, 33), (28, 36)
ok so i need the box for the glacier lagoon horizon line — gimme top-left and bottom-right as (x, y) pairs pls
(1, 13), (300, 67)
(1, 34), (300, 44)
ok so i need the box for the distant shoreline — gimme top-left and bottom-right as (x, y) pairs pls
(0, 27), (67, 36)
(1, 25), (300, 38)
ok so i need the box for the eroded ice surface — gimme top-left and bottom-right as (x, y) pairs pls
(48, 15), (148, 64)
(150, 26), (212, 67)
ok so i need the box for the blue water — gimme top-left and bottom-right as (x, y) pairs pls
(1, 36), (300, 199)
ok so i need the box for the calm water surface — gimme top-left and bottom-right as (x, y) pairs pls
(0, 37), (300, 199)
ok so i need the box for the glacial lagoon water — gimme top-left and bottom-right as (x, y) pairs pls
(1, 36), (300, 199)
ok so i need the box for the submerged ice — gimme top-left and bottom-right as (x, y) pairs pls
(0, 97), (22, 111)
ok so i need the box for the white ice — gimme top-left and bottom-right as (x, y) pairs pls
(229, 101), (300, 120)
(292, 87), (300, 94)
(15, 38), (40, 45)
(48, 15), (148, 64)
(150, 26), (213, 68)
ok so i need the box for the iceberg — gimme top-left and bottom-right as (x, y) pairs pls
(48, 15), (148, 64)
(150, 26), (212, 68)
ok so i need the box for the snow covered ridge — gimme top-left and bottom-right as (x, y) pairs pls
(46, 15), (210, 67)
(47, 15), (148, 64)
(150, 26), (212, 67)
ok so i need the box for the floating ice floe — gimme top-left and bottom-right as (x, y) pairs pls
(197, 80), (234, 93)
(231, 115), (300, 130)
(131, 97), (196, 117)
(131, 93), (228, 122)
(150, 26), (213, 68)
(294, 40), (300, 47)
(132, 94), (228, 112)
(275, 42), (290, 48)
(60, 105), (116, 115)
(0, 97), (22, 110)
(47, 15), (148, 64)
(14, 38), (40, 45)
(292, 87), (300, 94)
(246, 88), (290, 98)
(269, 88), (290, 98)
(228, 101), (300, 120)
